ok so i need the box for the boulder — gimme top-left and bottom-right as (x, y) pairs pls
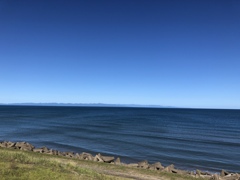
(0, 141), (7, 148)
(127, 163), (138, 167)
(114, 157), (121, 165)
(58, 152), (64, 156)
(171, 169), (189, 175)
(41, 146), (50, 153)
(196, 169), (202, 176)
(163, 164), (175, 172)
(200, 175), (213, 179)
(201, 171), (212, 176)
(20, 146), (33, 151)
(93, 154), (103, 162)
(101, 155), (115, 163)
(15, 142), (25, 148)
(85, 154), (93, 161)
(137, 160), (149, 169)
(221, 170), (230, 177)
(81, 152), (93, 160)
(96, 153), (114, 163)
(222, 173), (240, 180)
(189, 171), (195, 175)
(45, 149), (53, 155)
(65, 152), (74, 158)
(188, 171), (196, 178)
(75, 153), (85, 160)
(210, 174), (220, 180)
(16, 142), (34, 151)
(52, 150), (59, 155)
(61, 152), (67, 156)
(33, 148), (43, 153)
(74, 153), (81, 159)
(149, 162), (164, 170)
(195, 169), (212, 176)
(6, 141), (16, 148)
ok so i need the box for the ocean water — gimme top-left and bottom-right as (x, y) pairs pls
(0, 105), (239, 172)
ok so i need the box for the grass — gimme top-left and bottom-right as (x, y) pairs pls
(0, 148), (207, 180)
(0, 148), (120, 180)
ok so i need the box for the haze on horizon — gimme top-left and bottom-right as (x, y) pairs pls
(0, 0), (240, 109)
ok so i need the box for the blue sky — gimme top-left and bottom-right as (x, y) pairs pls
(0, 0), (240, 109)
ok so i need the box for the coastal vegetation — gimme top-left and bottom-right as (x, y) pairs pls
(0, 141), (238, 180)
(0, 143), (196, 180)
(0, 148), (200, 180)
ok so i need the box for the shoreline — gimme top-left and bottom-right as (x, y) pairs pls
(0, 140), (239, 180)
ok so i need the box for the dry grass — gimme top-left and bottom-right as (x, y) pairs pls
(0, 148), (207, 180)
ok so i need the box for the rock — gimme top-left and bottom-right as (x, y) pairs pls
(0, 144), (6, 148)
(114, 157), (121, 165)
(6, 141), (16, 148)
(196, 169), (202, 176)
(0, 141), (7, 148)
(33, 148), (43, 153)
(148, 165), (155, 170)
(85, 154), (93, 161)
(20, 146), (33, 151)
(5, 139), (240, 180)
(222, 173), (240, 180)
(41, 146), (50, 153)
(189, 171), (195, 175)
(195, 169), (212, 177)
(171, 169), (189, 175)
(200, 175), (212, 179)
(203, 172), (212, 176)
(210, 174), (220, 180)
(65, 152), (74, 158)
(58, 152), (64, 156)
(61, 152), (75, 158)
(52, 150), (59, 155)
(96, 153), (114, 163)
(74, 153), (81, 159)
(15, 142), (25, 148)
(81, 152), (93, 160)
(188, 171), (196, 178)
(93, 154), (103, 162)
(61, 152), (67, 156)
(127, 163), (138, 167)
(138, 160), (149, 169)
(45, 149), (53, 155)
(75, 153), (85, 160)
(221, 170), (230, 177)
(163, 164), (175, 172)
(101, 155), (115, 163)
(16, 142), (34, 151)
(149, 162), (164, 170)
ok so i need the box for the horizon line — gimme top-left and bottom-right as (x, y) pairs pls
(0, 102), (239, 110)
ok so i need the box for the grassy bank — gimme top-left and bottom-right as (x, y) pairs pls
(0, 148), (206, 180)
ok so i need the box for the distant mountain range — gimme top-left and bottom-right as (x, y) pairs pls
(0, 103), (172, 108)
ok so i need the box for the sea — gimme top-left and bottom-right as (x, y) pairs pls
(0, 105), (239, 173)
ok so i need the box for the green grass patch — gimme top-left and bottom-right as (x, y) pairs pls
(0, 148), (120, 180)
(0, 148), (207, 180)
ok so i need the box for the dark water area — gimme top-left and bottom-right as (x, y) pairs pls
(0, 105), (239, 173)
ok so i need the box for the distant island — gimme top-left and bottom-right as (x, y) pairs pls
(0, 103), (173, 108)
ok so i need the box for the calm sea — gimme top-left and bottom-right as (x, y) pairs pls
(0, 105), (239, 172)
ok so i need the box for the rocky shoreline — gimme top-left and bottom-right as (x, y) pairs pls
(0, 140), (239, 180)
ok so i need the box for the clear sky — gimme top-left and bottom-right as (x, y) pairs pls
(0, 0), (240, 109)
